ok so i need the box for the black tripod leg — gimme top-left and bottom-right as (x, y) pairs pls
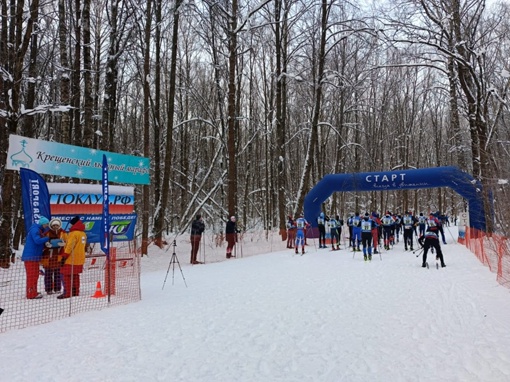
(172, 253), (188, 287)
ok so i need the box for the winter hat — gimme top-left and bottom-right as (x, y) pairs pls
(39, 217), (49, 225)
(49, 218), (62, 229)
(70, 216), (81, 225)
(196, 214), (201, 220)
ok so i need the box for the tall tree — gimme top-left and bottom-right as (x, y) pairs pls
(0, 0), (40, 265)
(296, 0), (330, 213)
(141, 0), (152, 255)
(153, 0), (183, 247)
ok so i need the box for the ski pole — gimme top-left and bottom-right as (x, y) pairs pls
(412, 242), (423, 254)
(445, 225), (456, 242)
(240, 232), (243, 258)
(201, 234), (206, 264)
(306, 226), (317, 251)
(415, 248), (424, 257)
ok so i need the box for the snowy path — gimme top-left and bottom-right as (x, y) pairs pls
(1, 234), (510, 382)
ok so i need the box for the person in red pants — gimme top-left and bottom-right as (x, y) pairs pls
(58, 216), (87, 299)
(21, 217), (51, 299)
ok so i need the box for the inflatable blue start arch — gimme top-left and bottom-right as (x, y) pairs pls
(304, 166), (486, 231)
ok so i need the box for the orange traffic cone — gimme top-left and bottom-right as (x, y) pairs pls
(91, 281), (106, 298)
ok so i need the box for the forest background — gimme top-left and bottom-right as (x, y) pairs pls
(1, 0), (509, 260)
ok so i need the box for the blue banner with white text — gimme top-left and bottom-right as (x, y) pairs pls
(20, 168), (51, 233)
(8, 134), (150, 184)
(101, 154), (110, 255)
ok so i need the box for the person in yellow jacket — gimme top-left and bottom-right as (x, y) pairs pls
(58, 216), (87, 299)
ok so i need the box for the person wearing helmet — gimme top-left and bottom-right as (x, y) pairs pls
(21, 217), (50, 299)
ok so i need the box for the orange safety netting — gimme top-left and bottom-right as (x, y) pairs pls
(0, 241), (140, 333)
(459, 227), (510, 289)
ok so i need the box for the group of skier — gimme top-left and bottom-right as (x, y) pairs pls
(286, 210), (448, 267)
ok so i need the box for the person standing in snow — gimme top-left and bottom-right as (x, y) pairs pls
(41, 218), (67, 295)
(347, 215), (354, 248)
(371, 212), (381, 254)
(294, 213), (309, 255)
(402, 212), (415, 251)
(190, 214), (205, 264)
(317, 212), (328, 248)
(418, 212), (427, 238)
(58, 216), (87, 299)
(360, 213), (376, 261)
(21, 217), (51, 299)
(328, 215), (340, 250)
(225, 216), (239, 258)
(337, 215), (344, 244)
(352, 212), (362, 251)
(286, 215), (296, 249)
(381, 212), (394, 250)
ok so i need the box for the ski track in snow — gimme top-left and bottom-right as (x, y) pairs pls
(1, 231), (510, 382)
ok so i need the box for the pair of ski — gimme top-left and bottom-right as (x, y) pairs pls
(423, 260), (441, 269)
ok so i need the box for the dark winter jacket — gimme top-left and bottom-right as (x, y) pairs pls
(226, 220), (237, 234)
(190, 219), (205, 236)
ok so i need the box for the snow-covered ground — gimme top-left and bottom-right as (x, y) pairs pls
(1, 227), (510, 382)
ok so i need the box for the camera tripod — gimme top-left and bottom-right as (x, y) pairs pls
(162, 240), (187, 289)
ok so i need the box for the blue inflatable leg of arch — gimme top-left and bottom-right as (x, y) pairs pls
(304, 166), (486, 231)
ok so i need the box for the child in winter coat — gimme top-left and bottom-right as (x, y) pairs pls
(41, 218), (67, 295)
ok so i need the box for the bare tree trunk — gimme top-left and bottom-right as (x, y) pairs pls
(296, 0), (329, 213)
(152, 0), (162, 242)
(154, 0), (182, 247)
(71, 0), (82, 145)
(82, 0), (94, 148)
(58, 0), (70, 144)
(21, 7), (39, 138)
(141, 0), (153, 255)
(0, 0), (40, 265)
(227, 0), (238, 217)
(275, 0), (287, 240)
